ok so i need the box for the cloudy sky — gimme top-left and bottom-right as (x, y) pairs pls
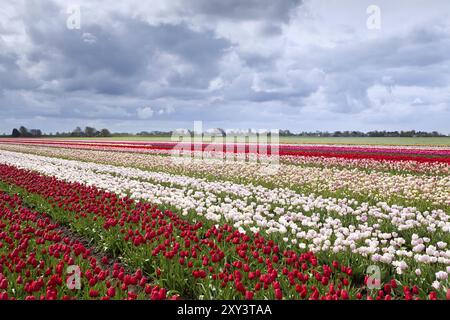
(1, 0), (450, 134)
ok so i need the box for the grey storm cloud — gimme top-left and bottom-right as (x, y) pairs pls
(1, 0), (450, 134)
(22, 3), (231, 96)
(0, 51), (37, 92)
(184, 0), (302, 22)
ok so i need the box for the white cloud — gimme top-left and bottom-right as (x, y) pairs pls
(137, 107), (154, 119)
(158, 105), (175, 115)
(82, 32), (97, 44)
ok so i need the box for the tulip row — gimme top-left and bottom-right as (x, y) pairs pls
(0, 150), (449, 296)
(281, 155), (449, 175)
(2, 139), (450, 156)
(0, 163), (356, 299)
(2, 139), (449, 163)
(0, 145), (448, 210)
(0, 192), (172, 300)
(3, 138), (450, 149)
(2, 142), (449, 175)
(1, 163), (443, 300)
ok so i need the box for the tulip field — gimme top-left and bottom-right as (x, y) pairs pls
(0, 138), (449, 300)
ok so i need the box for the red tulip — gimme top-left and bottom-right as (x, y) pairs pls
(275, 288), (283, 300)
(107, 287), (116, 298)
(0, 279), (8, 290)
(89, 290), (99, 298)
(341, 290), (349, 300)
(390, 279), (398, 289)
(245, 291), (254, 300)
(412, 285), (419, 295)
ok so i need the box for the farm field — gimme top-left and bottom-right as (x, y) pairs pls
(30, 136), (450, 146)
(0, 138), (449, 300)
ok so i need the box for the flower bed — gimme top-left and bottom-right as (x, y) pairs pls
(0, 163), (447, 299)
(0, 192), (171, 300)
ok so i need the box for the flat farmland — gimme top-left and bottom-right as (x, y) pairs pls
(40, 136), (450, 146)
(0, 137), (449, 300)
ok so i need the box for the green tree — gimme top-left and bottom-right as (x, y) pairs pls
(12, 128), (21, 137)
(100, 128), (111, 137)
(19, 126), (30, 137)
(71, 127), (83, 137)
(84, 126), (97, 137)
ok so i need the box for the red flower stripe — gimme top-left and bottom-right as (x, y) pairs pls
(0, 163), (437, 300)
(0, 192), (172, 300)
(1, 139), (449, 163)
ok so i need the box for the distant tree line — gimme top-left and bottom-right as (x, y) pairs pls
(9, 126), (112, 138)
(4, 127), (449, 138)
(11, 126), (43, 138)
(62, 127), (112, 138)
(279, 130), (449, 137)
(137, 130), (173, 136)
